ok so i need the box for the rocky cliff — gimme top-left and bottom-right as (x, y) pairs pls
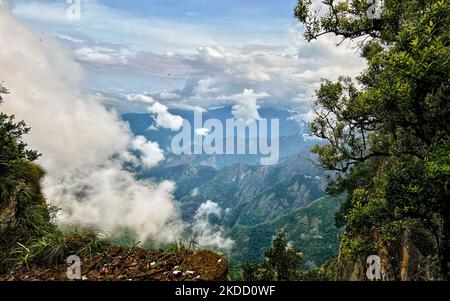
(334, 228), (440, 281)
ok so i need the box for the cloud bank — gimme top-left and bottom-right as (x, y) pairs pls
(12, 0), (366, 121)
(0, 0), (181, 243)
(80, 40), (365, 120)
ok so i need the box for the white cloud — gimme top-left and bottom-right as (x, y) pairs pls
(164, 102), (206, 113)
(75, 47), (128, 65)
(191, 201), (234, 252)
(302, 133), (322, 142)
(195, 128), (210, 136)
(0, 1), (181, 243)
(148, 101), (183, 131)
(130, 136), (165, 169)
(47, 166), (180, 243)
(218, 89), (269, 121)
(12, 0), (69, 22)
(191, 187), (199, 197)
(125, 93), (183, 131)
(299, 110), (318, 123)
(126, 93), (156, 104)
(12, 0), (367, 122)
(157, 91), (181, 100)
(195, 201), (223, 219)
(53, 33), (84, 44)
(0, 0), (13, 11)
(193, 78), (219, 96)
(147, 41), (365, 118)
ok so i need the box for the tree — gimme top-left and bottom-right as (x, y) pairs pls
(243, 232), (303, 281)
(295, 0), (450, 279)
(295, 0), (431, 45)
(263, 232), (304, 281)
(0, 85), (51, 272)
(0, 84), (41, 204)
(242, 261), (260, 282)
(0, 84), (40, 176)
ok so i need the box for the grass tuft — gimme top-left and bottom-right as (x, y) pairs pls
(10, 225), (110, 268)
(166, 238), (198, 255)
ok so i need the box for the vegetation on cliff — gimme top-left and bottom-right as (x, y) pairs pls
(295, 0), (450, 280)
(0, 84), (52, 273)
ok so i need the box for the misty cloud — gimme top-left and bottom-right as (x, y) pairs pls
(0, 0), (181, 243)
(191, 201), (234, 252)
(126, 93), (183, 130)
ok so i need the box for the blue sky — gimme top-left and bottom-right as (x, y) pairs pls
(101, 0), (294, 20)
(13, 0), (298, 51)
(12, 0), (365, 118)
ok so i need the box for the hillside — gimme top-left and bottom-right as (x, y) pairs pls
(136, 163), (218, 200)
(231, 196), (343, 267)
(136, 145), (337, 267)
(232, 175), (325, 226)
(120, 106), (343, 268)
(176, 150), (326, 223)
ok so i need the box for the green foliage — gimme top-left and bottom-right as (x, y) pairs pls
(10, 226), (110, 268)
(298, 257), (337, 281)
(166, 238), (197, 254)
(242, 261), (260, 281)
(232, 196), (343, 269)
(340, 233), (376, 260)
(227, 258), (245, 281)
(243, 232), (303, 281)
(109, 229), (139, 248)
(264, 232), (304, 280)
(296, 0), (450, 278)
(303, 0), (449, 171)
(0, 105), (40, 177)
(0, 87), (51, 272)
(295, 0), (431, 44)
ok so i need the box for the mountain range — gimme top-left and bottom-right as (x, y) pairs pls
(122, 107), (342, 267)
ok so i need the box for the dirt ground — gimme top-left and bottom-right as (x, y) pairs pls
(0, 246), (228, 281)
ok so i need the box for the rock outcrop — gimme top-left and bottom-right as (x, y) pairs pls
(334, 229), (440, 281)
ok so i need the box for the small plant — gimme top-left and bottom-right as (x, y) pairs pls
(10, 225), (110, 268)
(167, 238), (197, 253)
(13, 243), (32, 270)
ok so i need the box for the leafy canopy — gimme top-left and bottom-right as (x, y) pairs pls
(295, 0), (450, 278)
(243, 232), (303, 281)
